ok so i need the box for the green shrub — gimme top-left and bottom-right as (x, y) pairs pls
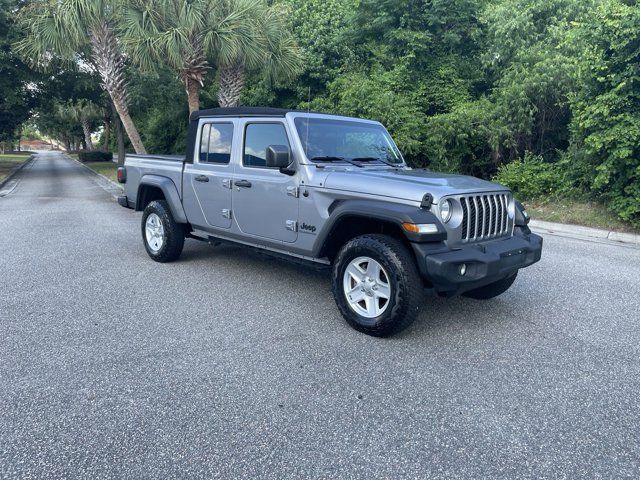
(493, 153), (569, 200)
(78, 150), (113, 162)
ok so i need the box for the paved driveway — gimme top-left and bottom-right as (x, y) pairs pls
(1, 152), (639, 478)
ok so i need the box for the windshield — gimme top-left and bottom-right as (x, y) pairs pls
(294, 117), (404, 164)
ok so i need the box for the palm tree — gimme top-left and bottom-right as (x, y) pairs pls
(215, 1), (302, 108)
(122, 0), (301, 112)
(59, 100), (101, 151)
(122, 0), (212, 114)
(15, 0), (147, 154)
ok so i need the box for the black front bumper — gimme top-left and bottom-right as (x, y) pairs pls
(412, 230), (543, 296)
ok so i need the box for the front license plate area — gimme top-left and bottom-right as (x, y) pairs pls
(500, 249), (526, 268)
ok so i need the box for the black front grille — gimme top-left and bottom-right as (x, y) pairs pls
(460, 193), (510, 242)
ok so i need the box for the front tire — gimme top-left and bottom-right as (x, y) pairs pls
(331, 234), (423, 337)
(141, 200), (185, 262)
(462, 273), (518, 300)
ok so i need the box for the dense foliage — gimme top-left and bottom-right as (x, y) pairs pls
(0, 0), (37, 150)
(493, 153), (570, 200)
(78, 150), (114, 162)
(4, 0), (639, 226)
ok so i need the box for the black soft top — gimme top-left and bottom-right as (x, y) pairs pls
(185, 107), (336, 163)
(190, 107), (306, 122)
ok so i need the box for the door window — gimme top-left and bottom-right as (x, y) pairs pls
(243, 123), (290, 168)
(199, 123), (233, 164)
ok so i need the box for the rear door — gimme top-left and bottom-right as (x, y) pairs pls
(232, 120), (299, 243)
(183, 120), (236, 230)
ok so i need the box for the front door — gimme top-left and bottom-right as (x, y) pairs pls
(232, 121), (299, 243)
(183, 121), (235, 230)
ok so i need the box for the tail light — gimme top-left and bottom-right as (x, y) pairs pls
(117, 166), (126, 183)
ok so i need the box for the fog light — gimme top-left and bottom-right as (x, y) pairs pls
(458, 263), (467, 276)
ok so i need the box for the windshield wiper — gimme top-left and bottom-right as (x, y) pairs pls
(351, 157), (403, 168)
(310, 156), (363, 168)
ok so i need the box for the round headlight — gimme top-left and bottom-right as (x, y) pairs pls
(440, 199), (452, 223)
(507, 198), (515, 219)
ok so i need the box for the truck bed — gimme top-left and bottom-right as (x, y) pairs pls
(122, 153), (186, 203)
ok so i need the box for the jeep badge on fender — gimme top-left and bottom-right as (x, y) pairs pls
(300, 223), (316, 233)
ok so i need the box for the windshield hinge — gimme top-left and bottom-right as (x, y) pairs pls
(286, 220), (298, 232)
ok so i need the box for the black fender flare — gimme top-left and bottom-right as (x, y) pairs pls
(136, 175), (188, 224)
(312, 199), (447, 257)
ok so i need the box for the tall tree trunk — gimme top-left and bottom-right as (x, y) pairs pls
(64, 137), (71, 152)
(90, 22), (147, 154)
(113, 102), (126, 165)
(181, 43), (207, 115)
(110, 101), (125, 164)
(81, 117), (94, 151)
(112, 101), (146, 154)
(103, 122), (110, 151)
(217, 62), (245, 108)
(185, 77), (201, 115)
(103, 114), (111, 152)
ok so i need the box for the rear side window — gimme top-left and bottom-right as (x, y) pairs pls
(243, 123), (290, 168)
(199, 123), (233, 164)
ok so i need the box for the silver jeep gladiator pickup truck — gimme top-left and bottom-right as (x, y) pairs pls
(117, 107), (542, 336)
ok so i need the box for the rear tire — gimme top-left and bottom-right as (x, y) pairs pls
(332, 234), (423, 337)
(141, 200), (185, 262)
(462, 272), (518, 300)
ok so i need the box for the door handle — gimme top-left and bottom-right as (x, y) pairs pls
(195, 175), (209, 182)
(234, 179), (252, 188)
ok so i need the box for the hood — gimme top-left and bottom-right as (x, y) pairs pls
(323, 168), (509, 203)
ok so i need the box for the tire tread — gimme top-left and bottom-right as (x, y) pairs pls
(142, 200), (185, 263)
(331, 234), (423, 336)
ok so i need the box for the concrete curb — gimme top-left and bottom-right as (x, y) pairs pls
(65, 154), (124, 199)
(530, 219), (640, 246)
(0, 155), (34, 197)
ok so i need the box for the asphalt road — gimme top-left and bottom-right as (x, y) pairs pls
(1, 152), (639, 479)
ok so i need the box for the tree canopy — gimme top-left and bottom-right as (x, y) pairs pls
(4, 0), (640, 227)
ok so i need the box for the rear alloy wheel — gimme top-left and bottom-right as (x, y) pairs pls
(145, 213), (164, 252)
(332, 234), (423, 337)
(141, 200), (185, 262)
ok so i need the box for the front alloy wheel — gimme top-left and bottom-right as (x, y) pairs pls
(331, 234), (423, 337)
(343, 256), (391, 318)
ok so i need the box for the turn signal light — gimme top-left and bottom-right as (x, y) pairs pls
(402, 223), (438, 234)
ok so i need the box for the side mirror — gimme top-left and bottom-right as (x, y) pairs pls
(265, 145), (292, 169)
